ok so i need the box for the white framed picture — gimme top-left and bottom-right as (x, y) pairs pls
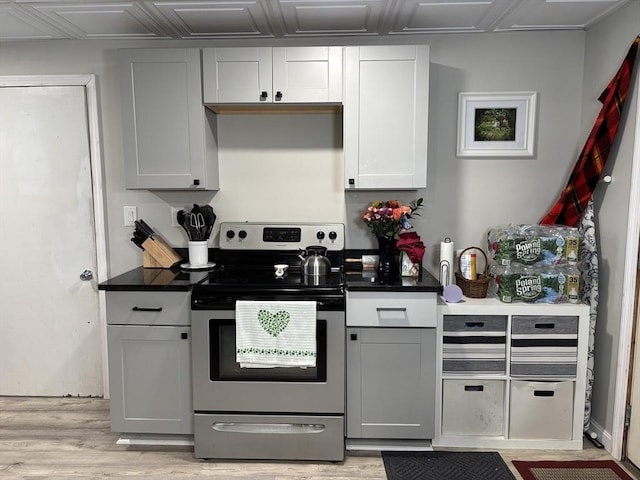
(457, 92), (537, 157)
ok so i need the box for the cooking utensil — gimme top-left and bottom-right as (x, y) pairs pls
(132, 229), (147, 249)
(190, 212), (206, 241)
(183, 213), (195, 241)
(136, 219), (156, 238)
(177, 209), (186, 228)
(177, 209), (194, 241)
(201, 205), (216, 240)
(298, 245), (331, 276)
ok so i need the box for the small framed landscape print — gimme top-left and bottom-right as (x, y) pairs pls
(457, 92), (537, 157)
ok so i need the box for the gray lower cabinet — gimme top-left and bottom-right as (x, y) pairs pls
(346, 327), (436, 439)
(118, 48), (219, 190)
(106, 291), (193, 435)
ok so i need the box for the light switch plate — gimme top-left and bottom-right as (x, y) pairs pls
(171, 207), (180, 227)
(124, 206), (137, 227)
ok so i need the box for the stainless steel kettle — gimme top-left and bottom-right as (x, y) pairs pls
(298, 245), (331, 276)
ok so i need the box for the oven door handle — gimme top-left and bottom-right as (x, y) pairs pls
(212, 422), (326, 435)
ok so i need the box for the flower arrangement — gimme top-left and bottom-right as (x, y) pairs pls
(362, 198), (423, 240)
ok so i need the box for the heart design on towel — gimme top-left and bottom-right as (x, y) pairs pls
(257, 309), (290, 337)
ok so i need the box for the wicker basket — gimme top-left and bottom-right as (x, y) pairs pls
(455, 246), (490, 298)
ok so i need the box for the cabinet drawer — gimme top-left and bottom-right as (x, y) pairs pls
(346, 291), (436, 327)
(444, 315), (507, 333)
(106, 291), (189, 326)
(509, 380), (574, 440)
(511, 316), (578, 335)
(441, 380), (504, 436)
(442, 315), (507, 374)
(511, 315), (578, 378)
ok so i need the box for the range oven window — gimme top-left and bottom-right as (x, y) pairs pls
(209, 319), (327, 382)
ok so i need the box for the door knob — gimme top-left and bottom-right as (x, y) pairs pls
(79, 269), (93, 281)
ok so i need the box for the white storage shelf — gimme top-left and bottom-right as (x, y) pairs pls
(434, 297), (590, 450)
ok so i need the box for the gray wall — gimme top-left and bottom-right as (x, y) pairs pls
(580, 4), (640, 441)
(0, 31), (587, 279)
(1, 3), (638, 444)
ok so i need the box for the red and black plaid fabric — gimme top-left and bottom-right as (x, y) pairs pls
(541, 35), (640, 226)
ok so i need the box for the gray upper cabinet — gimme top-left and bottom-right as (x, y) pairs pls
(118, 48), (219, 190)
(202, 46), (342, 104)
(344, 45), (429, 190)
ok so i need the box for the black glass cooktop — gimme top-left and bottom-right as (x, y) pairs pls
(197, 265), (343, 291)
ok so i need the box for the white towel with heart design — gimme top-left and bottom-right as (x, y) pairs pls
(235, 300), (317, 368)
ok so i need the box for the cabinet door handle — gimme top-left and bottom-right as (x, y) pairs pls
(464, 385), (484, 392)
(350, 333), (358, 341)
(464, 322), (485, 328)
(534, 323), (555, 329)
(348, 178), (355, 186)
(376, 307), (407, 312)
(534, 390), (555, 397)
(132, 306), (163, 312)
(193, 179), (200, 186)
(275, 91), (283, 100)
(260, 91), (268, 99)
(181, 332), (189, 340)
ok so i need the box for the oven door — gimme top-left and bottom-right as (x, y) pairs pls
(192, 309), (345, 414)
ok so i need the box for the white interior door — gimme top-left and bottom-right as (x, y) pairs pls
(0, 84), (103, 396)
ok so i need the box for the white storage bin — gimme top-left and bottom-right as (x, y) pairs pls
(441, 379), (505, 436)
(509, 380), (574, 440)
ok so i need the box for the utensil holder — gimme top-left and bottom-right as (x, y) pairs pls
(188, 241), (209, 267)
(455, 247), (490, 298)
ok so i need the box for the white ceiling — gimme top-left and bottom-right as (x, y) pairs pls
(0, 0), (633, 42)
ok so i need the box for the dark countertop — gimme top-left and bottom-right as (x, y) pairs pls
(99, 265), (441, 293)
(98, 265), (213, 291)
(344, 268), (441, 293)
(99, 248), (442, 293)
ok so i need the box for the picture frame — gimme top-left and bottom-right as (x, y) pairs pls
(457, 92), (537, 157)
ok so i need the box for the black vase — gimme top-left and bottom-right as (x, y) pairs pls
(377, 236), (397, 279)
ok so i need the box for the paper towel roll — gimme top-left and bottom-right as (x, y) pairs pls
(439, 237), (455, 287)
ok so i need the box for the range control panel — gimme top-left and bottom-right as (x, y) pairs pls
(220, 222), (345, 251)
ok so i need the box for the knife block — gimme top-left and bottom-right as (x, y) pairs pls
(142, 236), (182, 268)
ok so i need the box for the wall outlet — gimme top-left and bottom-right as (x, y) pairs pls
(171, 207), (180, 227)
(124, 206), (137, 227)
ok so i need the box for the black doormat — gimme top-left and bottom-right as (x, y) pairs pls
(382, 451), (516, 480)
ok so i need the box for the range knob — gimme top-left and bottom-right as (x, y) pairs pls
(316, 231), (325, 240)
(226, 230), (235, 239)
(328, 231), (338, 240)
(239, 230), (247, 239)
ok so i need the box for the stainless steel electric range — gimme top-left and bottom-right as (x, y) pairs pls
(190, 222), (346, 461)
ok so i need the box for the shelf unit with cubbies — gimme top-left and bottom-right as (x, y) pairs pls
(434, 297), (590, 449)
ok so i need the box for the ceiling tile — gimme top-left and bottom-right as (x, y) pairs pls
(152, 1), (274, 38)
(389, 0), (515, 34)
(276, 0), (388, 36)
(0, 4), (67, 40)
(29, 2), (170, 39)
(494, 0), (629, 31)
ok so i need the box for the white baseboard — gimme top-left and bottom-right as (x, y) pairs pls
(116, 434), (194, 447)
(587, 419), (614, 455)
(346, 438), (432, 451)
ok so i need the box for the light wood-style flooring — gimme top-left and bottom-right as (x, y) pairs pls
(0, 396), (637, 479)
